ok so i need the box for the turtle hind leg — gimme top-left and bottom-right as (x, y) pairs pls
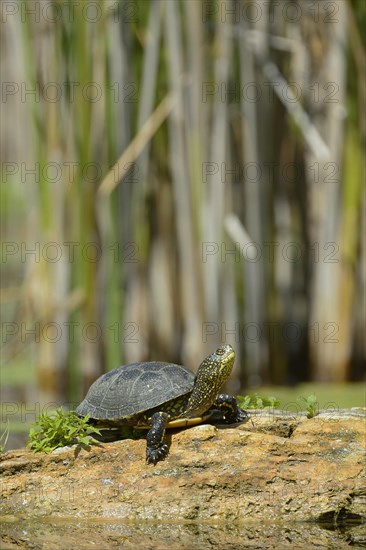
(214, 394), (248, 423)
(146, 411), (169, 464)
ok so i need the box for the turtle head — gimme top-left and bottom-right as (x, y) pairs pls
(202, 344), (235, 385)
(184, 344), (235, 417)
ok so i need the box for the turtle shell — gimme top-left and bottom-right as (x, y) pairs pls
(75, 362), (195, 421)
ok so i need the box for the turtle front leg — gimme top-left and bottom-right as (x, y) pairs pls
(146, 411), (169, 464)
(214, 394), (248, 423)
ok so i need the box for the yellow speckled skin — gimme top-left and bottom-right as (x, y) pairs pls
(182, 344), (235, 418)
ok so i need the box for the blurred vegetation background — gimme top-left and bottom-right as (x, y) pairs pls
(1, 0), (365, 447)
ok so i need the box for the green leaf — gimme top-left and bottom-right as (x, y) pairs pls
(299, 394), (318, 418)
(237, 393), (280, 410)
(27, 408), (101, 453)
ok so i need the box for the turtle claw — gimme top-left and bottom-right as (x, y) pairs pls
(146, 444), (168, 465)
(235, 407), (248, 423)
(213, 394), (249, 424)
(146, 412), (169, 464)
(222, 407), (248, 424)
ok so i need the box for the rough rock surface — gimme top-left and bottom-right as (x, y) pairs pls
(1, 409), (365, 549)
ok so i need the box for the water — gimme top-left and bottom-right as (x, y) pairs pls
(1, 515), (365, 549)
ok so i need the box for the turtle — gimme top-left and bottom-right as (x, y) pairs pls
(76, 344), (247, 464)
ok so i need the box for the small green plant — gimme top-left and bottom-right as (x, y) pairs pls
(237, 393), (280, 410)
(299, 394), (318, 418)
(28, 408), (101, 453)
(0, 421), (10, 454)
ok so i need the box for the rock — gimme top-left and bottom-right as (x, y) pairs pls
(1, 409), (365, 549)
